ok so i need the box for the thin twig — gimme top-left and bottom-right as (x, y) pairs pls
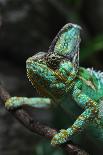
(0, 84), (89, 155)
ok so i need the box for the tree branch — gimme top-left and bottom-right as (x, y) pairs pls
(0, 84), (89, 155)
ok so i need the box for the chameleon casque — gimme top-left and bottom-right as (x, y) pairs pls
(5, 23), (103, 150)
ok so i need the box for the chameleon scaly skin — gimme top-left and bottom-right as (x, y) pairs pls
(5, 23), (103, 148)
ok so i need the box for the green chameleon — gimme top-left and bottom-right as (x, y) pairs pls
(5, 23), (103, 148)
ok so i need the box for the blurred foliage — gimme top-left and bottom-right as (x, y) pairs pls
(64, 0), (82, 7)
(34, 140), (64, 155)
(64, 0), (103, 63)
(60, 0), (103, 62)
(81, 34), (103, 61)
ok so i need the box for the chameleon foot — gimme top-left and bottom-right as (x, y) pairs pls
(51, 129), (69, 146)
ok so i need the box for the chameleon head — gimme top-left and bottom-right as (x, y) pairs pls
(26, 23), (81, 101)
(26, 52), (66, 100)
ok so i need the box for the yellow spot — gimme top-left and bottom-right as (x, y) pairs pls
(60, 129), (68, 138)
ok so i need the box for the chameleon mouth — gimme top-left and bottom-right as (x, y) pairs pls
(27, 70), (50, 96)
(26, 59), (67, 83)
(26, 58), (69, 102)
(26, 60), (59, 101)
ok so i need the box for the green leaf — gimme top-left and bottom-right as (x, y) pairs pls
(80, 35), (103, 61)
(34, 140), (64, 155)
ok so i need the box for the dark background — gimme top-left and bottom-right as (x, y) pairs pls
(0, 0), (103, 155)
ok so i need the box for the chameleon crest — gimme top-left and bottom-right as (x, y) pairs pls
(48, 23), (81, 69)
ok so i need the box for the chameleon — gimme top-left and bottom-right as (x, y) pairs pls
(5, 23), (103, 149)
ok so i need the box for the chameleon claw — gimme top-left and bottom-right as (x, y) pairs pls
(51, 129), (69, 146)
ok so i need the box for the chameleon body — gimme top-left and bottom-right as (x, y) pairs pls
(5, 23), (103, 150)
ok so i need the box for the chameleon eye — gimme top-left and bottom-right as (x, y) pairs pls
(45, 53), (63, 70)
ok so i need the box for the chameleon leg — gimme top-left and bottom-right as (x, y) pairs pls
(51, 81), (98, 145)
(51, 107), (95, 145)
(72, 80), (97, 109)
(5, 97), (52, 110)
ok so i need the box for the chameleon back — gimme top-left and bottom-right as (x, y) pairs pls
(79, 67), (103, 102)
(73, 67), (103, 153)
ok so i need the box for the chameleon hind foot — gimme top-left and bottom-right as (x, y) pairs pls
(51, 129), (71, 146)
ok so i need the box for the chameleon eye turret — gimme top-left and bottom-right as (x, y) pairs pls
(45, 52), (63, 70)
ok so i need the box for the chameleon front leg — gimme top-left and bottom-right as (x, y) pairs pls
(5, 97), (52, 110)
(51, 81), (98, 145)
(51, 107), (95, 145)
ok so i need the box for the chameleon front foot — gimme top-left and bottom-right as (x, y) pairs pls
(5, 97), (52, 110)
(51, 129), (69, 146)
(5, 97), (23, 110)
